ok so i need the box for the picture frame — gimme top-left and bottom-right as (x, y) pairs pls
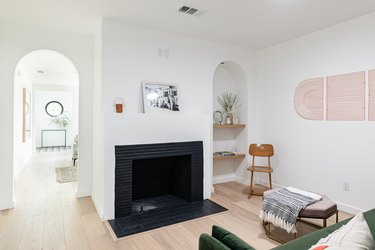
(142, 81), (180, 113)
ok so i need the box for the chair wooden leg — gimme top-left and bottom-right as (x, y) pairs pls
(248, 171), (254, 199)
(268, 173), (272, 190)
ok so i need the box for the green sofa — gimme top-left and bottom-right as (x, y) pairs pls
(199, 209), (375, 250)
(199, 225), (255, 250)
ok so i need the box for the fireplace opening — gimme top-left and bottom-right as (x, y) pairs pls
(132, 155), (192, 202)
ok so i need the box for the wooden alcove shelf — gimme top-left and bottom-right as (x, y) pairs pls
(213, 124), (246, 128)
(213, 153), (246, 161)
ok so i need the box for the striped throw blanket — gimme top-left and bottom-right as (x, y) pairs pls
(259, 188), (318, 233)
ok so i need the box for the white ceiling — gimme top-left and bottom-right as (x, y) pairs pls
(1, 0), (375, 49)
(18, 51), (78, 86)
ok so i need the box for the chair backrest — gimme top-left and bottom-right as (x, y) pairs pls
(249, 144), (274, 157)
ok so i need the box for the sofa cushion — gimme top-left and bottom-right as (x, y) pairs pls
(199, 233), (231, 250)
(272, 209), (375, 250)
(311, 246), (329, 250)
(212, 225), (255, 250)
(308, 213), (374, 250)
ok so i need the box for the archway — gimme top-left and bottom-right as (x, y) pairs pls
(13, 50), (79, 191)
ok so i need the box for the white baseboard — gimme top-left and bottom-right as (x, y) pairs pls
(0, 200), (15, 210)
(76, 189), (92, 198)
(213, 174), (236, 184)
(258, 179), (283, 189)
(91, 194), (105, 221)
(336, 202), (364, 215)
(235, 176), (248, 185)
(235, 177), (285, 190)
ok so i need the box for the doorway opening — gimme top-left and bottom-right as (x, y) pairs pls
(13, 50), (79, 187)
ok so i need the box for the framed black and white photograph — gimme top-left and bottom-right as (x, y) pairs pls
(142, 82), (180, 113)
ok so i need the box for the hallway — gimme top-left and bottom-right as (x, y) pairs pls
(0, 152), (111, 250)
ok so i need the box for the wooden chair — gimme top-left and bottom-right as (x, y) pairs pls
(247, 144), (274, 198)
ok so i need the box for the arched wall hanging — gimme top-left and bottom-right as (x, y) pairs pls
(294, 77), (324, 120)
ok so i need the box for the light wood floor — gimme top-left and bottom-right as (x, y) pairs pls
(0, 152), (352, 250)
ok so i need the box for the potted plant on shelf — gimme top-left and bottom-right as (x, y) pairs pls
(217, 92), (240, 125)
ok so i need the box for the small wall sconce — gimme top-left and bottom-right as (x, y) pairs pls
(114, 97), (125, 113)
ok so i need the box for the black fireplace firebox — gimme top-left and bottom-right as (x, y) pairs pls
(114, 141), (203, 218)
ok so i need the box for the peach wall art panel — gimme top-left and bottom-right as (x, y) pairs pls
(326, 71), (365, 121)
(294, 77), (324, 120)
(369, 69), (375, 121)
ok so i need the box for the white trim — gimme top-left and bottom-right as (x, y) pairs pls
(76, 189), (91, 198)
(91, 194), (105, 221)
(0, 200), (15, 210)
(213, 174), (235, 184)
(336, 202), (364, 215)
(259, 179), (283, 189)
(210, 186), (215, 193)
(235, 176), (248, 185)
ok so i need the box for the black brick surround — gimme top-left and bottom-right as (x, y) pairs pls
(114, 141), (204, 218)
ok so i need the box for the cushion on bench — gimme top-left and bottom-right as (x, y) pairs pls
(299, 196), (337, 218)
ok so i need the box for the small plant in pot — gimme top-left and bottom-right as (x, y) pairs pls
(217, 92), (240, 125)
(49, 112), (71, 128)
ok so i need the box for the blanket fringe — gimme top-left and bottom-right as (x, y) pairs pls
(259, 210), (297, 233)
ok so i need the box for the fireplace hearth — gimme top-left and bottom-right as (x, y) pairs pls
(108, 141), (227, 238)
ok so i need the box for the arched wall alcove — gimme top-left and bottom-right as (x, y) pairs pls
(212, 60), (249, 185)
(13, 49), (80, 190)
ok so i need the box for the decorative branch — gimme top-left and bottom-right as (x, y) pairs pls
(217, 92), (240, 113)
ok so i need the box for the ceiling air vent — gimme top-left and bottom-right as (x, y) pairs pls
(178, 5), (207, 17)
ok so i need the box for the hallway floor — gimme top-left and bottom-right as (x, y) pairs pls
(0, 152), (108, 250)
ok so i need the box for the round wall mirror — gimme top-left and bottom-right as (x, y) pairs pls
(45, 101), (64, 117)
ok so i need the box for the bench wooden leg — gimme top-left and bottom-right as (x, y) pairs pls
(336, 210), (339, 223)
(323, 218), (327, 227)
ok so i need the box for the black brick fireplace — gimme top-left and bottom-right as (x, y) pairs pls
(110, 141), (226, 238)
(114, 141), (203, 218)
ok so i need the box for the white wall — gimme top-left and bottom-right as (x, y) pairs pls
(96, 19), (256, 220)
(32, 84), (78, 149)
(34, 89), (74, 148)
(0, 23), (94, 209)
(92, 19), (105, 219)
(256, 12), (375, 213)
(13, 66), (32, 178)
